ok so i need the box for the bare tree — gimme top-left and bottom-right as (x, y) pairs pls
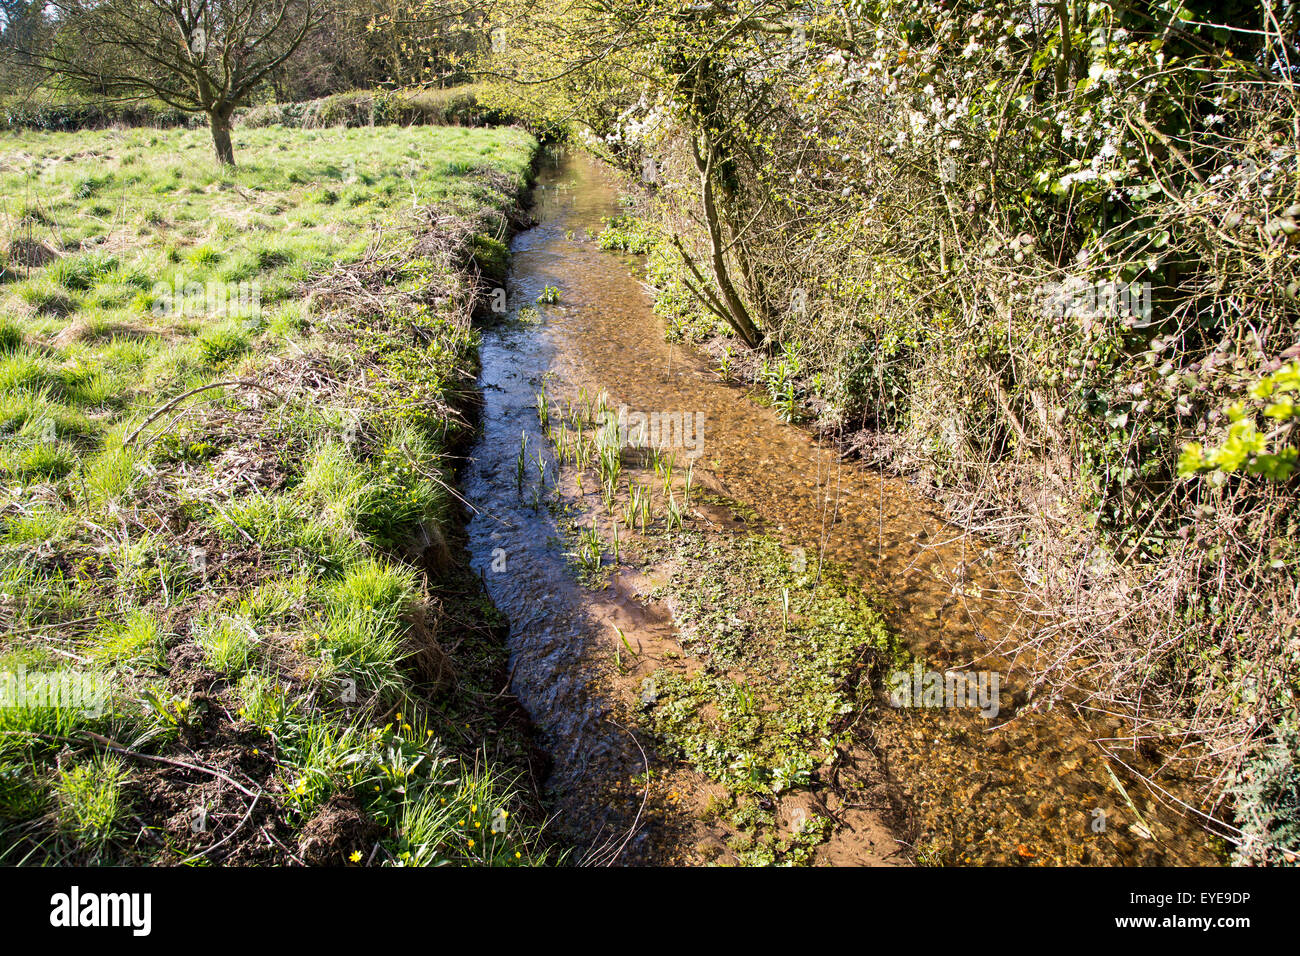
(28, 0), (329, 164)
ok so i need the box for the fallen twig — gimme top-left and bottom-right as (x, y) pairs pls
(123, 380), (284, 446)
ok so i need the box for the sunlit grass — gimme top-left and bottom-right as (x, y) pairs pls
(55, 754), (129, 852)
(0, 122), (542, 865)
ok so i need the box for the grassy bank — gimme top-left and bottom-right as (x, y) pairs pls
(0, 123), (549, 865)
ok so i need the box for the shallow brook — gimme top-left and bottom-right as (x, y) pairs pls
(463, 149), (1225, 865)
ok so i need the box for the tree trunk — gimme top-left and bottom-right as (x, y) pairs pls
(209, 109), (235, 166)
(693, 134), (765, 350)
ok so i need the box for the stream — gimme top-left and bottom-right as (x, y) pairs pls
(462, 148), (1223, 866)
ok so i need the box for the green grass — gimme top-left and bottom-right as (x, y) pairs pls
(91, 609), (166, 667)
(310, 559), (418, 697)
(195, 614), (257, 675)
(0, 654), (116, 743)
(0, 122), (543, 865)
(392, 760), (548, 866)
(55, 755), (129, 852)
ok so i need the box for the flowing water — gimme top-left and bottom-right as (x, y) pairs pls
(463, 149), (1225, 865)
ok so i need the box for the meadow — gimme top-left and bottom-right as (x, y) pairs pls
(0, 122), (545, 864)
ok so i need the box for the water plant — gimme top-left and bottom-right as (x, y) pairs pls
(515, 430), (529, 494)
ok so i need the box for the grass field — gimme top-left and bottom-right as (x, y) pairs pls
(0, 123), (544, 864)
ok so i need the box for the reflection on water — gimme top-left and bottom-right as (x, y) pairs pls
(463, 149), (1223, 865)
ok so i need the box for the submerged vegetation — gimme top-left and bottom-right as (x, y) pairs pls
(523, 377), (908, 863)
(644, 533), (896, 864)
